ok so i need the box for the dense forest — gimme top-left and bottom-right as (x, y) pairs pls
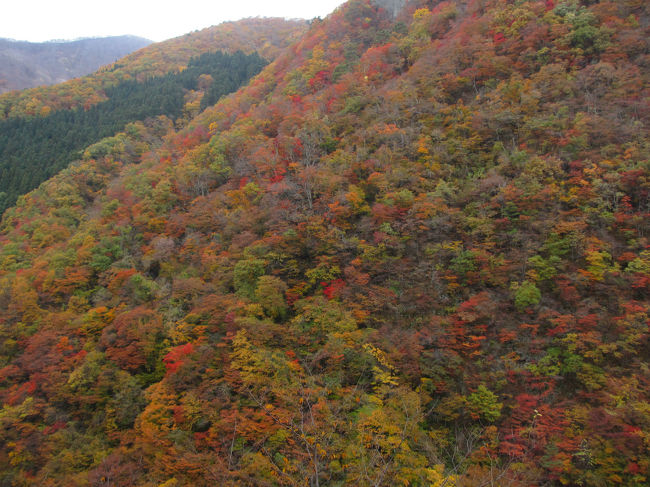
(0, 50), (268, 214)
(0, 1), (648, 486)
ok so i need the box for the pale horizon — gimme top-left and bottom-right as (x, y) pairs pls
(2, 0), (345, 43)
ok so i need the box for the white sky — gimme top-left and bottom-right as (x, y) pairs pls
(2, 0), (346, 42)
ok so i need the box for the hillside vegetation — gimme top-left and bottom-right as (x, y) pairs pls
(0, 1), (648, 486)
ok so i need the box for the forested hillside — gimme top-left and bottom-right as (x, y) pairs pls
(0, 1), (648, 486)
(0, 36), (151, 94)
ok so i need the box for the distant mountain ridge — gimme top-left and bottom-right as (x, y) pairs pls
(0, 36), (152, 94)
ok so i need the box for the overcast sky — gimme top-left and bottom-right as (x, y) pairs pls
(2, 0), (346, 42)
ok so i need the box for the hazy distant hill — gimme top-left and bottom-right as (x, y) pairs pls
(0, 36), (152, 93)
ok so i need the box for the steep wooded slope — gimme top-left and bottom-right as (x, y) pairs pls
(0, 1), (648, 486)
(0, 36), (152, 94)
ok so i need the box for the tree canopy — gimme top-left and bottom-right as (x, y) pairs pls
(0, 1), (648, 485)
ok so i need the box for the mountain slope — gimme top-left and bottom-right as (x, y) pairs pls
(0, 36), (152, 94)
(0, 1), (648, 486)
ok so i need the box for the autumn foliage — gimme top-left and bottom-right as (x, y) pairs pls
(0, 1), (649, 486)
